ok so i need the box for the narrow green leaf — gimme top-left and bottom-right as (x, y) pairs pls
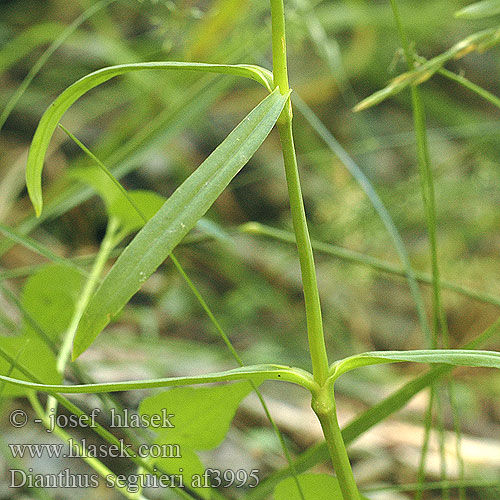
(0, 363), (316, 394)
(331, 349), (500, 380)
(72, 89), (287, 360)
(456, 0), (500, 19)
(25, 61), (273, 216)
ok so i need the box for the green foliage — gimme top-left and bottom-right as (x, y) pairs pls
(274, 474), (344, 500)
(455, 0), (500, 19)
(72, 89), (288, 360)
(0, 364), (316, 393)
(25, 61), (273, 217)
(71, 162), (166, 235)
(140, 383), (254, 448)
(0, 264), (82, 397)
(0, 335), (61, 397)
(21, 264), (84, 341)
(331, 349), (500, 381)
(139, 383), (254, 498)
(1, 1), (500, 500)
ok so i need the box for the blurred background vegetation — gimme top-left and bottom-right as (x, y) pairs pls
(0, 0), (499, 498)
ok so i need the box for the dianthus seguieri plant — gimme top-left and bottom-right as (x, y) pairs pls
(2, 0), (500, 499)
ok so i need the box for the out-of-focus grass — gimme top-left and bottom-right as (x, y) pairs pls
(1, 0), (500, 498)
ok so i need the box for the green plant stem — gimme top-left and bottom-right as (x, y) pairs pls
(60, 121), (306, 496)
(270, 0), (361, 496)
(389, 3), (460, 498)
(313, 388), (362, 500)
(59, 218), (119, 374)
(45, 218), (119, 414)
(271, 0), (328, 386)
(277, 119), (329, 385)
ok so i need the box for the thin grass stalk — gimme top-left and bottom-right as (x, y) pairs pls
(388, 2), (463, 498)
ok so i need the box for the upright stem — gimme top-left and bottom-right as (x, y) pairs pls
(269, 1), (360, 498)
(46, 218), (119, 414)
(314, 392), (362, 500)
(277, 120), (329, 384)
(270, 0), (328, 386)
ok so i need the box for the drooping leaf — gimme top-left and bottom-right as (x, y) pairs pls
(0, 335), (61, 398)
(139, 382), (254, 449)
(332, 349), (500, 380)
(455, 0), (500, 18)
(25, 61), (274, 216)
(72, 89), (287, 359)
(21, 264), (84, 341)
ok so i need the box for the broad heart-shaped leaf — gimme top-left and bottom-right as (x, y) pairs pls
(274, 474), (342, 500)
(154, 448), (209, 499)
(72, 89), (287, 360)
(274, 474), (370, 500)
(70, 164), (166, 235)
(21, 264), (84, 341)
(456, 0), (500, 18)
(108, 190), (166, 236)
(69, 165), (118, 209)
(139, 383), (254, 499)
(25, 61), (274, 216)
(331, 349), (500, 380)
(139, 382), (254, 450)
(0, 335), (61, 398)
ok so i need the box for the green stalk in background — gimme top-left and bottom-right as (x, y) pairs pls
(388, 2), (460, 499)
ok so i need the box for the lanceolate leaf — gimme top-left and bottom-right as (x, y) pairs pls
(72, 89), (287, 360)
(455, 0), (500, 19)
(25, 61), (274, 216)
(0, 363), (316, 393)
(331, 349), (500, 380)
